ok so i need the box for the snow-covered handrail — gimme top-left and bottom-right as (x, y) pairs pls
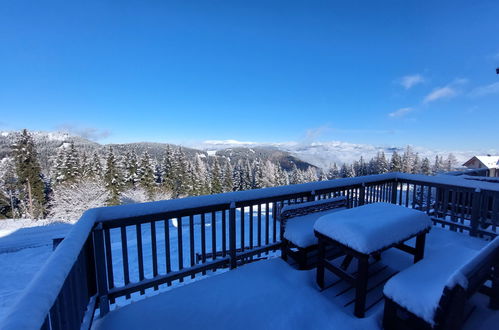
(2, 172), (499, 330)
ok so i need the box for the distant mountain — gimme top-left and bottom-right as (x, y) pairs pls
(198, 139), (480, 169)
(0, 131), (317, 174)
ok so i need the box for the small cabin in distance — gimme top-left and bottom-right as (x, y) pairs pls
(463, 155), (499, 177)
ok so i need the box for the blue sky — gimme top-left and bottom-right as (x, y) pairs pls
(1, 1), (499, 150)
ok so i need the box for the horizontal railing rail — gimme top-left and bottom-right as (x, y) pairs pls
(2, 172), (499, 330)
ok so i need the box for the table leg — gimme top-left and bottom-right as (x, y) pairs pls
(354, 255), (369, 318)
(414, 232), (426, 263)
(316, 237), (325, 289)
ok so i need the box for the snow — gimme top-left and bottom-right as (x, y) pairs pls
(0, 220), (72, 321)
(281, 197), (348, 248)
(383, 246), (478, 325)
(384, 236), (499, 326)
(0, 210), (96, 330)
(94, 258), (379, 330)
(284, 207), (347, 248)
(93, 228), (494, 330)
(314, 203), (432, 254)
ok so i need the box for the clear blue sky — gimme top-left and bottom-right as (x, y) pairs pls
(1, 1), (498, 150)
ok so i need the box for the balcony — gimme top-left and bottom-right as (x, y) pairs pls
(2, 172), (499, 329)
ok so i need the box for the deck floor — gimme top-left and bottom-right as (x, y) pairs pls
(93, 228), (498, 330)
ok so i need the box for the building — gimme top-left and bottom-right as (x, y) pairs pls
(463, 155), (499, 177)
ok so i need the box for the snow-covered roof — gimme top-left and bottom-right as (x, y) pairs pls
(463, 156), (499, 169)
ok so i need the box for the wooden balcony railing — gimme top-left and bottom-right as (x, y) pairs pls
(1, 172), (498, 330)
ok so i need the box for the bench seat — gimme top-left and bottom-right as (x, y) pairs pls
(278, 196), (348, 269)
(283, 207), (347, 248)
(383, 236), (499, 329)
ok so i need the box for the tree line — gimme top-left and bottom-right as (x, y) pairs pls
(0, 130), (458, 221)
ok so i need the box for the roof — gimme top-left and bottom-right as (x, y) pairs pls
(463, 156), (499, 169)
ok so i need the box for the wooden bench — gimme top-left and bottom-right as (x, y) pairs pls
(277, 196), (348, 270)
(383, 236), (499, 330)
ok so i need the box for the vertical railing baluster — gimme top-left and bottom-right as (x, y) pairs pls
(272, 202), (277, 243)
(258, 203), (262, 257)
(189, 215), (195, 278)
(151, 221), (158, 290)
(229, 202), (237, 269)
(136, 224), (145, 294)
(94, 223), (110, 315)
(240, 207), (245, 252)
(249, 205), (254, 250)
(222, 210), (227, 257)
(104, 228), (115, 304)
(265, 203), (270, 247)
(177, 217), (184, 281)
(120, 226), (130, 299)
(201, 213), (206, 275)
(211, 212), (217, 268)
(164, 219), (172, 285)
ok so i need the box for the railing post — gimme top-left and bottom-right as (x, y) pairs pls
(470, 188), (481, 237)
(229, 202), (237, 269)
(308, 190), (316, 202)
(93, 223), (110, 316)
(391, 179), (398, 204)
(359, 183), (366, 206)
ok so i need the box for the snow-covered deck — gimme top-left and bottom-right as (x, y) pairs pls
(93, 228), (498, 330)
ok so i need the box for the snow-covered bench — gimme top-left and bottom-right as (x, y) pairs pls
(277, 196), (348, 269)
(383, 236), (499, 330)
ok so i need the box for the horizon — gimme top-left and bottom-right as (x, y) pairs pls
(1, 1), (499, 150)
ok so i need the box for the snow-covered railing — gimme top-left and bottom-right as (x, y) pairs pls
(2, 172), (499, 330)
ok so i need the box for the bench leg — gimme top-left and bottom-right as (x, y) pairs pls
(354, 255), (369, 318)
(414, 232), (426, 263)
(382, 298), (398, 330)
(490, 264), (499, 310)
(281, 240), (288, 262)
(316, 238), (325, 289)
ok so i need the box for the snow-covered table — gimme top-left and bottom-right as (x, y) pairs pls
(313, 202), (432, 318)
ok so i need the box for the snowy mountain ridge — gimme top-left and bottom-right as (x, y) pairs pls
(198, 139), (482, 169)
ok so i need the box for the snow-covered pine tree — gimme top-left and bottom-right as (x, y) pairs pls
(445, 153), (457, 172)
(123, 151), (139, 189)
(53, 147), (68, 185)
(376, 151), (389, 174)
(289, 163), (304, 184)
(390, 151), (403, 172)
(421, 157), (431, 175)
(210, 157), (223, 194)
(412, 153), (421, 174)
(191, 154), (209, 195)
(432, 155), (444, 174)
(327, 163), (339, 179)
(65, 142), (81, 183)
(401, 146), (414, 173)
(161, 146), (174, 192)
(275, 166), (288, 187)
(80, 152), (93, 179)
(221, 159), (234, 192)
(172, 147), (190, 197)
(12, 129), (46, 218)
(138, 151), (156, 199)
(104, 147), (122, 205)
(90, 152), (103, 180)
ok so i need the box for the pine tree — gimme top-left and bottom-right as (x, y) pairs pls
(80, 152), (93, 179)
(421, 157), (431, 175)
(402, 146), (414, 173)
(123, 151), (139, 189)
(138, 151), (156, 199)
(221, 160), (234, 192)
(210, 157), (223, 194)
(390, 151), (403, 172)
(161, 146), (174, 192)
(445, 153), (457, 172)
(12, 129), (46, 218)
(90, 152), (103, 180)
(275, 166), (288, 186)
(432, 155), (444, 174)
(289, 163), (304, 184)
(412, 153), (421, 174)
(104, 147), (122, 205)
(376, 152), (389, 174)
(328, 163), (339, 179)
(65, 142), (80, 183)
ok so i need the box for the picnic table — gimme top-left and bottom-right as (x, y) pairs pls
(314, 202), (432, 318)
